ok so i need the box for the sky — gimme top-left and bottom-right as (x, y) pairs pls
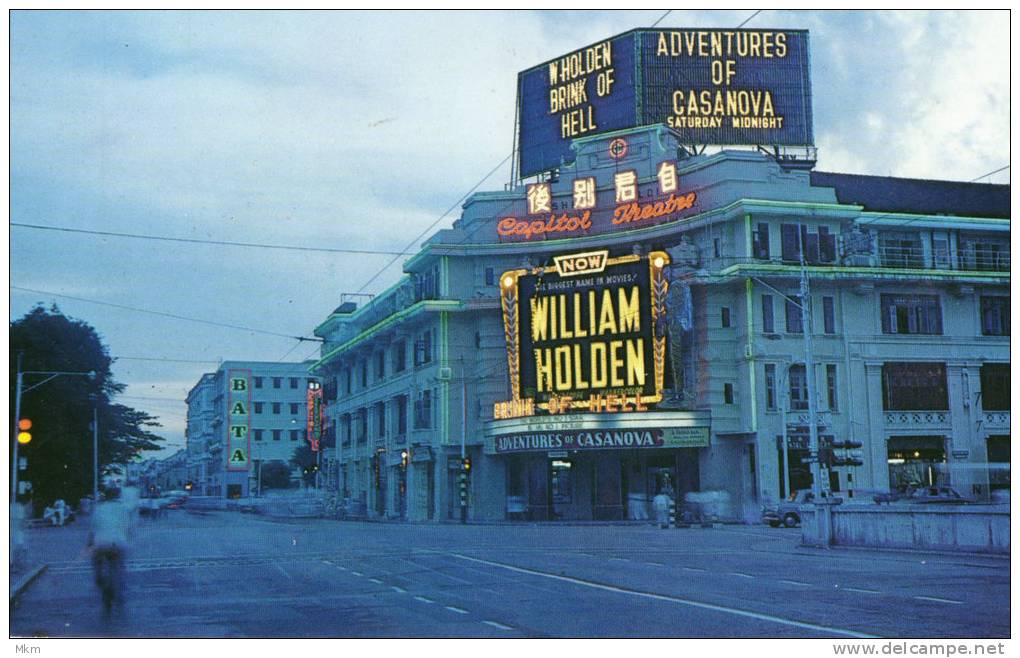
(8, 10), (1011, 455)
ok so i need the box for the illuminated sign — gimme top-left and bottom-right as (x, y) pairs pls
(517, 28), (813, 177)
(226, 370), (251, 471)
(490, 426), (710, 455)
(496, 160), (698, 243)
(306, 381), (322, 452)
(499, 251), (669, 415)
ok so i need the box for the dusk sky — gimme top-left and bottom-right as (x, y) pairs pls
(9, 10), (1010, 455)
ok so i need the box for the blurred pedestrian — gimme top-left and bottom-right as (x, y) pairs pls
(88, 487), (133, 618)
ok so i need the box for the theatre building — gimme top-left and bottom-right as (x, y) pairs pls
(309, 28), (1009, 522)
(309, 125), (1008, 522)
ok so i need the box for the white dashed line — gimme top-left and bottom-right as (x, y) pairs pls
(727, 572), (755, 579)
(646, 562), (665, 567)
(682, 567), (706, 572)
(609, 557), (629, 562)
(450, 553), (876, 639)
(446, 606), (469, 615)
(391, 586), (406, 593)
(414, 596), (434, 604)
(335, 565), (347, 571)
(351, 571), (363, 577)
(845, 587), (880, 595)
(369, 578), (383, 584)
(579, 552), (594, 557)
(779, 580), (811, 587)
(482, 620), (513, 631)
(914, 595), (963, 605)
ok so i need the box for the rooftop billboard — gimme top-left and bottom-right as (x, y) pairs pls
(517, 28), (813, 177)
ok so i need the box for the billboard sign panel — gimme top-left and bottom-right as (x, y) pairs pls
(517, 28), (813, 177)
(498, 251), (669, 416)
(306, 381), (322, 452)
(226, 369), (251, 471)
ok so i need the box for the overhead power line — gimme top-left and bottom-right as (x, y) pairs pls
(650, 9), (671, 27)
(10, 222), (405, 256)
(11, 285), (321, 342)
(356, 151), (514, 293)
(969, 165), (1009, 182)
(115, 356), (223, 364)
(737, 10), (762, 28)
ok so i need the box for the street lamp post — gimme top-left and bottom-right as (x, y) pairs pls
(10, 360), (96, 503)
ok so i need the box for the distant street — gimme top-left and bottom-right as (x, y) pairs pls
(10, 510), (1010, 638)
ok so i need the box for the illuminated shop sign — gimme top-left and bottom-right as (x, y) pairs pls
(517, 28), (813, 177)
(496, 159), (697, 243)
(226, 369), (251, 471)
(497, 250), (669, 417)
(490, 426), (710, 455)
(306, 381), (322, 452)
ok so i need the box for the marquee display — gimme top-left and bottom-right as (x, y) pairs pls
(498, 250), (669, 417)
(518, 28), (813, 177)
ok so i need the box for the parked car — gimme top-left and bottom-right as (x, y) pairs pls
(763, 490), (816, 528)
(162, 490), (189, 509)
(874, 485), (970, 505)
(905, 485), (970, 504)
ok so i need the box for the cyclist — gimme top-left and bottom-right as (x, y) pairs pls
(88, 487), (133, 618)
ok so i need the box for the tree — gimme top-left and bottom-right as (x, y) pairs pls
(289, 443), (318, 487)
(259, 461), (292, 490)
(10, 305), (165, 513)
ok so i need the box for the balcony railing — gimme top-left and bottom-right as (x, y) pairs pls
(983, 411), (1010, 430)
(884, 410), (951, 429)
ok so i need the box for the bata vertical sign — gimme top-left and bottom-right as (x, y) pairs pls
(496, 250), (669, 418)
(226, 369), (251, 471)
(517, 28), (813, 177)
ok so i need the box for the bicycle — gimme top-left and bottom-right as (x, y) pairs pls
(91, 546), (124, 618)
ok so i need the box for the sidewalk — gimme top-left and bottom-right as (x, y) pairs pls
(10, 518), (91, 603)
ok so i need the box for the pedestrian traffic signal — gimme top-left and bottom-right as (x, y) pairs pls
(17, 418), (31, 444)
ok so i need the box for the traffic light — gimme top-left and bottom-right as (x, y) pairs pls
(400, 450), (408, 468)
(462, 456), (471, 473)
(17, 418), (32, 444)
(829, 440), (864, 468)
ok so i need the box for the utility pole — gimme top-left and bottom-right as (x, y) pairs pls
(460, 359), (468, 524)
(780, 366), (791, 500)
(11, 352), (24, 501)
(93, 405), (100, 502)
(798, 224), (832, 546)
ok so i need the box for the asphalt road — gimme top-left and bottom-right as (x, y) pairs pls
(9, 510), (1010, 638)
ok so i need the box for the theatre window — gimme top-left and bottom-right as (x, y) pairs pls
(882, 363), (948, 411)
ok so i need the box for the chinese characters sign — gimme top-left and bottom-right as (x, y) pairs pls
(517, 28), (813, 177)
(498, 251), (669, 416)
(497, 159), (697, 242)
(226, 369), (251, 471)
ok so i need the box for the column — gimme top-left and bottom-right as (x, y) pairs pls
(863, 362), (888, 491)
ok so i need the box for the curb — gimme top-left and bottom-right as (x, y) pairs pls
(9, 564), (47, 605)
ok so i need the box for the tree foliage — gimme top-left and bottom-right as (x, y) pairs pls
(259, 460), (292, 490)
(289, 443), (318, 487)
(10, 305), (165, 513)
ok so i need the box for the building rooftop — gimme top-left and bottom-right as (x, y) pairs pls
(810, 171), (1010, 219)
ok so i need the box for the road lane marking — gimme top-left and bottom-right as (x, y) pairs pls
(414, 596), (434, 604)
(369, 578), (383, 584)
(482, 620), (513, 631)
(450, 553), (877, 639)
(845, 587), (880, 595)
(609, 557), (629, 562)
(727, 572), (755, 579)
(336, 565), (347, 571)
(682, 567), (706, 572)
(351, 571), (364, 577)
(578, 552), (595, 557)
(780, 580), (811, 587)
(445, 606), (469, 615)
(646, 562), (665, 567)
(391, 586), (406, 593)
(914, 595), (963, 605)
